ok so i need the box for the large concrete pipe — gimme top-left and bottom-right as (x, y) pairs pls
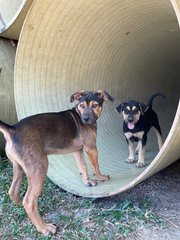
(0, 0), (33, 40)
(171, 0), (180, 26)
(14, 0), (180, 197)
(0, 38), (17, 151)
(0, 0), (33, 150)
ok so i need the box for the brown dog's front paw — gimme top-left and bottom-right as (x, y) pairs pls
(136, 162), (145, 168)
(126, 158), (135, 163)
(40, 223), (57, 236)
(94, 174), (110, 182)
(84, 178), (97, 187)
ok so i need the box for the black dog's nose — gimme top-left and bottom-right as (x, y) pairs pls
(128, 118), (134, 122)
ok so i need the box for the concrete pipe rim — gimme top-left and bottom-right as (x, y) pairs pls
(14, 0), (180, 197)
(0, 0), (27, 34)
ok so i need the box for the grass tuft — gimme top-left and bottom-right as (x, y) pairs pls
(0, 157), (165, 239)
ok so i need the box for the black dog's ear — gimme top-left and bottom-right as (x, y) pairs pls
(138, 102), (149, 114)
(70, 90), (88, 102)
(116, 103), (124, 113)
(97, 90), (114, 102)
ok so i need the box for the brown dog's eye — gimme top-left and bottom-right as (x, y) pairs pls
(79, 103), (85, 109)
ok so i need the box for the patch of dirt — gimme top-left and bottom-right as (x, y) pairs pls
(116, 160), (180, 239)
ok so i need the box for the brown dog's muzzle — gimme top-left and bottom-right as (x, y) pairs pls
(81, 107), (98, 124)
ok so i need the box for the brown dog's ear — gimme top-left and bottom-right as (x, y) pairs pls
(70, 90), (87, 102)
(97, 90), (114, 102)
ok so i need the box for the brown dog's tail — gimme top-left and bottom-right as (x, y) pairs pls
(147, 93), (166, 109)
(0, 121), (13, 139)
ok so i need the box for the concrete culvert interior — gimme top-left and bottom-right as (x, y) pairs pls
(0, 38), (17, 151)
(14, 0), (180, 197)
(0, 0), (33, 40)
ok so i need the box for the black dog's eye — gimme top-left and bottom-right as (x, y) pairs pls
(124, 109), (129, 114)
(92, 103), (99, 108)
(133, 109), (139, 114)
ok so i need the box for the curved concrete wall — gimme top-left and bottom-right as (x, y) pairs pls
(171, 0), (180, 26)
(14, 0), (180, 197)
(0, 0), (33, 40)
(0, 38), (17, 151)
(0, 0), (33, 151)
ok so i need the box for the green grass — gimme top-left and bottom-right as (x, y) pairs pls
(0, 157), (165, 240)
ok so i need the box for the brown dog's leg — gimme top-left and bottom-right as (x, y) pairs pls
(8, 161), (24, 205)
(73, 150), (97, 186)
(84, 146), (110, 182)
(22, 158), (56, 236)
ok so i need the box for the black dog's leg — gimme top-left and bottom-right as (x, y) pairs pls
(152, 112), (163, 150)
(136, 135), (147, 167)
(153, 124), (163, 150)
(135, 142), (140, 154)
(126, 139), (135, 163)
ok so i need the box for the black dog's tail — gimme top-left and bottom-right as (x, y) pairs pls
(147, 93), (166, 108)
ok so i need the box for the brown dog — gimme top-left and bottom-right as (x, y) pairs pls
(0, 90), (113, 235)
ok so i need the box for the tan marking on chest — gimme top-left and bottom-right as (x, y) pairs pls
(134, 131), (144, 139)
(125, 132), (133, 139)
(125, 131), (144, 140)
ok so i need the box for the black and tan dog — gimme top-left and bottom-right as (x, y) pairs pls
(0, 90), (113, 235)
(116, 93), (165, 167)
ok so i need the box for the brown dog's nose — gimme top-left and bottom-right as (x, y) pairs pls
(83, 116), (90, 122)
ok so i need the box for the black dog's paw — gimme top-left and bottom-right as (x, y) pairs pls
(136, 162), (145, 168)
(135, 149), (139, 154)
(126, 158), (135, 163)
